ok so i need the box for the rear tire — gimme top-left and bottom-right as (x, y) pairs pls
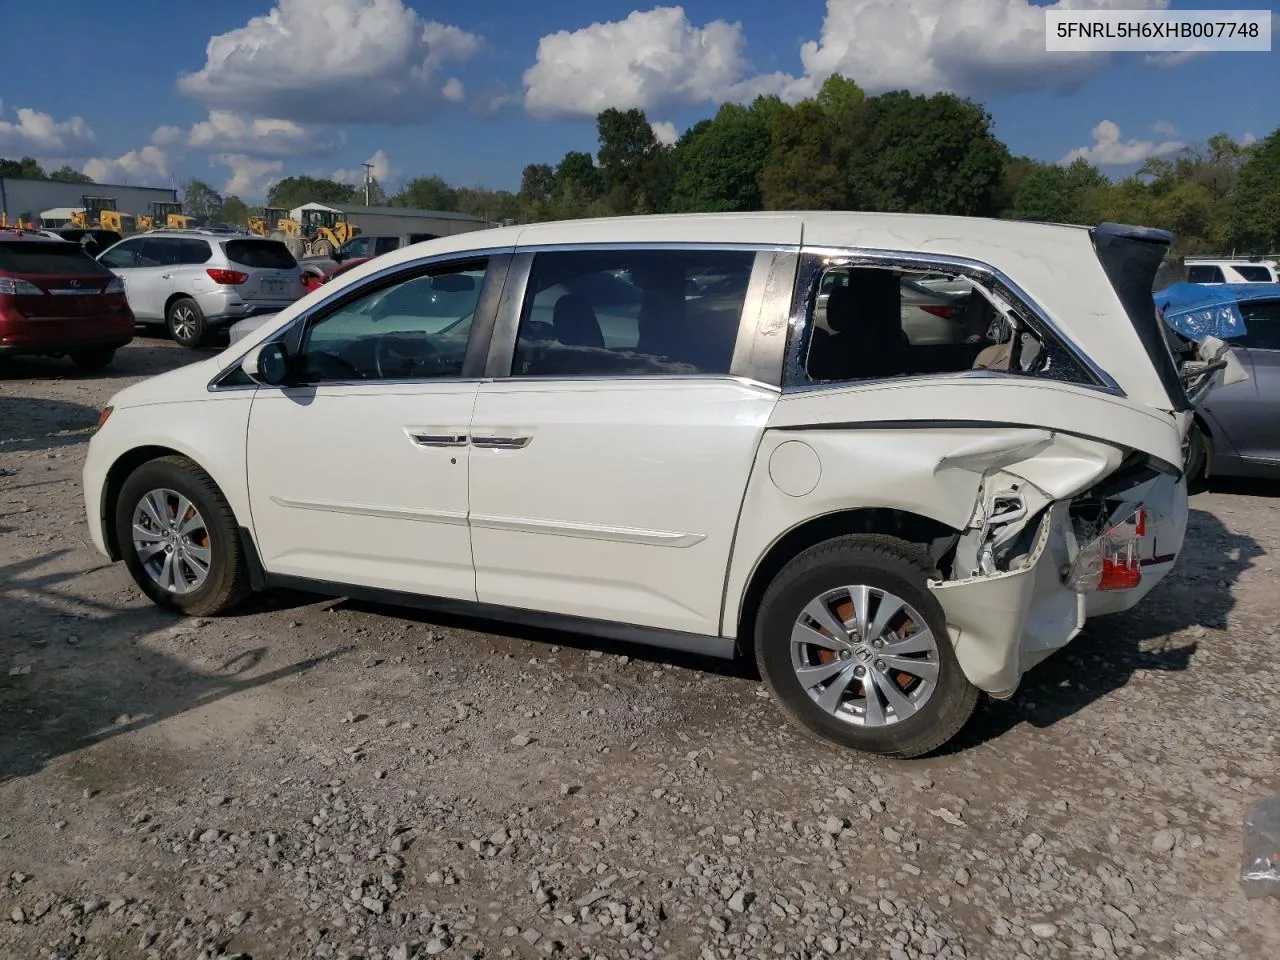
(755, 534), (978, 759)
(70, 347), (116, 372)
(1184, 421), (1210, 495)
(114, 455), (251, 617)
(166, 297), (207, 349)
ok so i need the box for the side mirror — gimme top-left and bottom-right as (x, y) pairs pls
(242, 341), (291, 386)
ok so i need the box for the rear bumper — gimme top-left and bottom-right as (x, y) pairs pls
(193, 289), (297, 328)
(0, 315), (134, 355)
(931, 470), (1187, 698)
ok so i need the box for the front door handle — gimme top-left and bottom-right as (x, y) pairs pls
(161, 273), (172, 279)
(471, 436), (531, 449)
(410, 433), (468, 447)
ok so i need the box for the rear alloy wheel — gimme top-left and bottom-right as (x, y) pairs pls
(756, 534), (978, 758)
(69, 347), (116, 372)
(166, 297), (207, 349)
(115, 455), (251, 616)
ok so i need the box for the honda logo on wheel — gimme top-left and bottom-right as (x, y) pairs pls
(68, 279), (80, 287)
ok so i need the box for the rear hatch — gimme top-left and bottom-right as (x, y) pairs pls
(222, 238), (302, 302)
(0, 239), (125, 320)
(1090, 222), (1242, 412)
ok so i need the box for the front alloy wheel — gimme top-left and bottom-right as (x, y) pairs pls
(131, 488), (212, 594)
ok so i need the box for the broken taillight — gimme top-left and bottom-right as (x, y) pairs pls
(1065, 505), (1147, 592)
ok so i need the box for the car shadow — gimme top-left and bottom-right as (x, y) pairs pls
(0, 548), (348, 785)
(0, 338), (214, 383)
(0, 395), (101, 453)
(1208, 476), (1280, 498)
(947, 506), (1263, 751)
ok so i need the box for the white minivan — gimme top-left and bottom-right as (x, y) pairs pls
(82, 213), (1238, 757)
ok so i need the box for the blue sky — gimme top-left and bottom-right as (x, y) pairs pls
(0, 0), (1274, 199)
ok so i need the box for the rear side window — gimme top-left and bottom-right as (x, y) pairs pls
(1234, 265), (1273, 282)
(224, 239), (296, 269)
(175, 239), (211, 265)
(374, 237), (400, 255)
(511, 249), (753, 377)
(0, 242), (111, 276)
(1187, 265), (1225, 283)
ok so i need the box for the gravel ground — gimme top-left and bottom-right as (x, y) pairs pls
(3, 339), (1279, 960)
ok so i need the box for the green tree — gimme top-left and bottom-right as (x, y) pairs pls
(993, 154), (1039, 218)
(554, 151), (602, 202)
(517, 163), (556, 221)
(181, 179), (224, 223)
(669, 102), (771, 212)
(219, 195), (250, 225)
(49, 165), (93, 183)
(392, 175), (455, 211)
(453, 187), (520, 223)
(851, 91), (1006, 216)
(1012, 158), (1108, 224)
(759, 101), (845, 210)
(596, 108), (670, 215)
(0, 156), (46, 179)
(267, 176), (356, 210)
(1229, 130), (1280, 252)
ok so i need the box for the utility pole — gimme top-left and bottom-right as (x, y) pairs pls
(362, 162), (374, 206)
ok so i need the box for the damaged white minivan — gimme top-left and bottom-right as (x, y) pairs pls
(82, 213), (1242, 757)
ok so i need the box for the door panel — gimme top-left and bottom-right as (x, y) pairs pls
(246, 254), (504, 597)
(247, 383), (478, 596)
(1200, 347), (1255, 461)
(468, 380), (776, 633)
(1238, 349), (1280, 462)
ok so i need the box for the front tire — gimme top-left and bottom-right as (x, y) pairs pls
(755, 534), (978, 759)
(311, 237), (333, 258)
(70, 347), (116, 372)
(114, 456), (251, 616)
(166, 297), (207, 349)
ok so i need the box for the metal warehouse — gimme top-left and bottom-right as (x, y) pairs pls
(0, 176), (177, 222)
(289, 202), (498, 238)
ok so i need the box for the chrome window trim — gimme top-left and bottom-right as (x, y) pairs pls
(783, 246), (1124, 396)
(512, 240), (800, 254)
(207, 245), (516, 392)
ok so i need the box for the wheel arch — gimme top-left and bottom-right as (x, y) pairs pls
(731, 507), (961, 656)
(163, 292), (194, 318)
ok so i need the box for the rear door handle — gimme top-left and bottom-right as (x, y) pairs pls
(410, 433), (468, 447)
(471, 436), (531, 449)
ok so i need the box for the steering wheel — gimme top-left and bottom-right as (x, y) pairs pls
(374, 334), (440, 379)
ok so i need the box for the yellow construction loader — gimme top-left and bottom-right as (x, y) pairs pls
(71, 196), (136, 233)
(141, 201), (194, 230)
(300, 209), (359, 257)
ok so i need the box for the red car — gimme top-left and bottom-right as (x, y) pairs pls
(300, 256), (371, 292)
(0, 229), (134, 371)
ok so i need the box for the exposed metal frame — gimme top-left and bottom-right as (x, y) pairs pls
(781, 246), (1124, 397)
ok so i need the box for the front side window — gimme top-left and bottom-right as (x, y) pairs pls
(1238, 300), (1280, 350)
(294, 259), (488, 383)
(511, 248), (753, 377)
(798, 263), (1092, 386)
(98, 239), (142, 269)
(1187, 265), (1225, 284)
(340, 237), (372, 259)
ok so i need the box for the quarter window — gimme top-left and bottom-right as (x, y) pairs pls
(294, 259), (488, 382)
(1234, 265), (1274, 282)
(511, 249), (754, 377)
(798, 263), (1090, 385)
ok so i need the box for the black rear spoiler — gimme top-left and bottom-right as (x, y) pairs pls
(1090, 222), (1190, 413)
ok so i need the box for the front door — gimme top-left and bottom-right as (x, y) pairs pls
(1232, 299), (1280, 463)
(246, 255), (502, 598)
(97, 237), (171, 321)
(467, 247), (777, 635)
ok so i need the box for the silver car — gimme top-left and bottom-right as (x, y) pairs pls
(97, 229), (304, 348)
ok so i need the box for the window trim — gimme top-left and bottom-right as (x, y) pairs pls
(781, 247), (1123, 396)
(482, 244), (785, 386)
(207, 245), (516, 392)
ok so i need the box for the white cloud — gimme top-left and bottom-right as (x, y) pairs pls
(1144, 50), (1206, 69)
(754, 0), (1173, 101)
(650, 121), (679, 146)
(188, 110), (343, 157)
(332, 148), (402, 189)
(178, 0), (482, 124)
(442, 78), (466, 103)
(1242, 132), (1258, 146)
(1060, 120), (1184, 167)
(0, 106), (96, 156)
(523, 7), (750, 119)
(212, 154), (285, 199)
(82, 146), (170, 185)
(152, 124), (187, 148)
(1152, 120), (1177, 137)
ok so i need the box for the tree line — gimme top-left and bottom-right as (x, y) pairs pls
(5, 75), (1277, 253)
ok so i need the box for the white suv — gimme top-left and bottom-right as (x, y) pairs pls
(1184, 258), (1279, 284)
(82, 213), (1239, 757)
(97, 230), (304, 348)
